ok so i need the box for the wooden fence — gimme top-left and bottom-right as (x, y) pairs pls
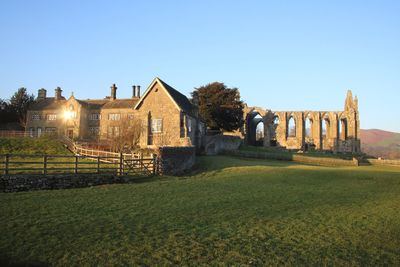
(0, 153), (158, 176)
(0, 130), (32, 138)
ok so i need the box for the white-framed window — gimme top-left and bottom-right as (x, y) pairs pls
(29, 127), (35, 137)
(107, 126), (120, 138)
(151, 119), (162, 133)
(89, 127), (100, 135)
(108, 113), (121, 121)
(37, 127), (42, 137)
(32, 114), (41, 120)
(188, 117), (192, 132)
(46, 114), (57, 121)
(128, 113), (135, 120)
(89, 113), (101, 120)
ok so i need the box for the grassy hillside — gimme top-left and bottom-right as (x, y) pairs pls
(0, 137), (71, 155)
(361, 129), (400, 159)
(1, 156), (400, 266)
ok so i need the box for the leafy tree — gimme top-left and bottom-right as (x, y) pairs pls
(192, 82), (244, 131)
(0, 98), (17, 124)
(8, 87), (34, 127)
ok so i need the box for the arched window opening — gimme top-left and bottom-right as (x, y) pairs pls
(322, 118), (330, 139)
(288, 116), (296, 137)
(305, 117), (313, 138)
(273, 116), (279, 125)
(339, 118), (348, 140)
(255, 121), (264, 142)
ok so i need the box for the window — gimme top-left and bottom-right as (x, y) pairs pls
(305, 117), (313, 138)
(151, 119), (162, 133)
(29, 128), (35, 137)
(188, 117), (192, 132)
(128, 113), (135, 120)
(32, 114), (41, 120)
(89, 127), (100, 135)
(37, 127), (42, 137)
(46, 114), (57, 121)
(288, 116), (296, 137)
(107, 126), (120, 138)
(108, 113), (121, 121)
(89, 113), (101, 120)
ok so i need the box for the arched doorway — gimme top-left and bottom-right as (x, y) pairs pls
(246, 111), (264, 146)
(339, 118), (348, 140)
(304, 115), (314, 151)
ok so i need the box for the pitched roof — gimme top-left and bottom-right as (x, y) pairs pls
(157, 78), (195, 116)
(102, 98), (139, 109)
(28, 97), (66, 110)
(77, 99), (109, 110)
(134, 77), (196, 117)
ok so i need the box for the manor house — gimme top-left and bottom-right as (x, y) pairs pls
(26, 78), (205, 148)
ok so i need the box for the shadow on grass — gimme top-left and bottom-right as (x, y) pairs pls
(189, 155), (299, 176)
(0, 255), (48, 267)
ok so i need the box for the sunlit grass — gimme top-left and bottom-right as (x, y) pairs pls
(1, 156), (400, 266)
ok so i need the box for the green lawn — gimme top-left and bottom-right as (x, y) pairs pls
(1, 156), (400, 266)
(0, 137), (71, 155)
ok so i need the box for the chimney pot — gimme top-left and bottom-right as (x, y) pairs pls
(110, 84), (117, 100)
(55, 87), (62, 101)
(132, 85), (136, 98)
(38, 88), (47, 100)
(137, 85), (141, 97)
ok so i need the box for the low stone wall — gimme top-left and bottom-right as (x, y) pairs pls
(0, 174), (136, 193)
(205, 135), (242, 155)
(225, 150), (358, 167)
(158, 146), (196, 175)
(365, 158), (400, 166)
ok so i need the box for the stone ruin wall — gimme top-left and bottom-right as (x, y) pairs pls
(242, 91), (361, 153)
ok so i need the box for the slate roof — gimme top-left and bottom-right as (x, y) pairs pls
(77, 99), (109, 110)
(101, 98), (139, 109)
(157, 78), (195, 117)
(28, 97), (66, 110)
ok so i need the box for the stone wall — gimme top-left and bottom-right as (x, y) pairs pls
(364, 158), (400, 167)
(224, 150), (358, 167)
(205, 134), (242, 155)
(0, 174), (134, 193)
(158, 146), (196, 175)
(243, 90), (361, 153)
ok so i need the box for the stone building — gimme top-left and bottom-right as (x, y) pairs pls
(244, 90), (361, 153)
(26, 78), (205, 149)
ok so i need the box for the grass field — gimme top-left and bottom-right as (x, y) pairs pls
(0, 137), (121, 175)
(1, 156), (400, 266)
(0, 137), (70, 155)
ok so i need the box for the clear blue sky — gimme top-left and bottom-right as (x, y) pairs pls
(1, 1), (399, 131)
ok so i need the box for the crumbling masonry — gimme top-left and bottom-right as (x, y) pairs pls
(243, 90), (360, 153)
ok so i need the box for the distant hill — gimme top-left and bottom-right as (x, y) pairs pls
(361, 129), (400, 159)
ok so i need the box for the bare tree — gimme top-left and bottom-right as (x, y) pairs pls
(110, 118), (143, 153)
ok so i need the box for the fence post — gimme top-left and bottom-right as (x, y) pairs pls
(43, 155), (47, 175)
(4, 154), (9, 175)
(153, 154), (157, 175)
(74, 156), (78, 174)
(97, 156), (100, 173)
(119, 152), (123, 175)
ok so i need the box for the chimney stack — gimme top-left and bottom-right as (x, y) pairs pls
(132, 85), (136, 98)
(110, 84), (117, 100)
(55, 87), (62, 101)
(38, 88), (47, 100)
(137, 85), (141, 97)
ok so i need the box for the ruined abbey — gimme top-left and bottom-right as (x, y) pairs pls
(243, 90), (360, 153)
